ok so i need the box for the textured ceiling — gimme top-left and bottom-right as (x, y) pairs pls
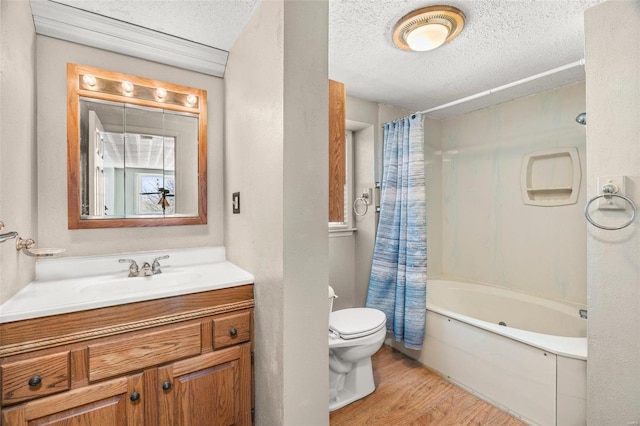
(51, 0), (260, 51)
(329, 0), (601, 118)
(48, 0), (602, 118)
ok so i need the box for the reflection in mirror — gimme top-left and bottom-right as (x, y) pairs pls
(68, 63), (207, 228)
(79, 100), (198, 218)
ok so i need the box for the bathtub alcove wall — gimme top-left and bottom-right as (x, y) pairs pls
(386, 82), (588, 425)
(439, 82), (587, 303)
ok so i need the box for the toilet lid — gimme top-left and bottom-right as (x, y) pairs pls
(329, 308), (386, 340)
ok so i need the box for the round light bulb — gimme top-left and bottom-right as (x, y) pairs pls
(406, 23), (449, 51)
(82, 74), (97, 87)
(186, 94), (197, 106)
(156, 87), (167, 99)
(122, 81), (134, 93)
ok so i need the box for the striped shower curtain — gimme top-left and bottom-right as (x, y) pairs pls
(366, 113), (427, 350)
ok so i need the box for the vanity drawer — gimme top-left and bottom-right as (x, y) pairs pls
(213, 311), (251, 349)
(88, 323), (202, 381)
(1, 351), (70, 406)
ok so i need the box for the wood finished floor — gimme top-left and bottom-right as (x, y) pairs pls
(330, 346), (526, 426)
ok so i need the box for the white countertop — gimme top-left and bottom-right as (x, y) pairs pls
(0, 247), (254, 323)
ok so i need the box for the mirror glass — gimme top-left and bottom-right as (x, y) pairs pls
(68, 64), (207, 228)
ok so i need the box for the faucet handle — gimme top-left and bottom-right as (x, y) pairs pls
(119, 259), (139, 277)
(152, 255), (170, 274)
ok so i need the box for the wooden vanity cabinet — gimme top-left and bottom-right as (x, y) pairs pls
(1, 374), (145, 425)
(0, 284), (254, 426)
(157, 343), (251, 425)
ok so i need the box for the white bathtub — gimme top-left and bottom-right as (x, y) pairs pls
(394, 279), (587, 426)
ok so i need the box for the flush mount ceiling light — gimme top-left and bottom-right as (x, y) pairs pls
(392, 5), (465, 52)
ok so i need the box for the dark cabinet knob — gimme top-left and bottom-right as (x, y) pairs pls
(130, 391), (140, 402)
(229, 328), (238, 337)
(162, 381), (172, 391)
(28, 376), (42, 387)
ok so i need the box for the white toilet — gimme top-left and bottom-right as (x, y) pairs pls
(328, 287), (386, 411)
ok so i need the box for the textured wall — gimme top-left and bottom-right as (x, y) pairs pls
(224, 3), (285, 422)
(585, 1), (640, 423)
(35, 37), (225, 257)
(224, 0), (329, 424)
(281, 1), (329, 423)
(0, 0), (37, 304)
(440, 83), (587, 304)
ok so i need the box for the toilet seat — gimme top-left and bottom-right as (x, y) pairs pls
(329, 308), (386, 340)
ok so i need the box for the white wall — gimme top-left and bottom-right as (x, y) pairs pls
(348, 96), (379, 308)
(35, 37), (225, 257)
(440, 83), (587, 304)
(329, 235), (355, 310)
(585, 1), (640, 423)
(424, 116), (443, 277)
(0, 0), (37, 304)
(352, 125), (377, 307)
(224, 0), (329, 424)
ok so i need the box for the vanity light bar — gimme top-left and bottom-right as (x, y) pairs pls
(78, 74), (199, 108)
(82, 74), (97, 87)
(121, 81), (134, 94)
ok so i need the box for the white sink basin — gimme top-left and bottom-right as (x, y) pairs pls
(0, 247), (254, 323)
(77, 269), (203, 296)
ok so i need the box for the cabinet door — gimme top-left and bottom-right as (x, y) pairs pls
(1, 374), (144, 426)
(157, 343), (251, 426)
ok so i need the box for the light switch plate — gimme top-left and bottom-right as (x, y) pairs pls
(232, 192), (240, 214)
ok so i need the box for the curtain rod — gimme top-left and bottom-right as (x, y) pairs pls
(418, 58), (585, 115)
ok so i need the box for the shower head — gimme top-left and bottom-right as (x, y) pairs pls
(576, 112), (587, 125)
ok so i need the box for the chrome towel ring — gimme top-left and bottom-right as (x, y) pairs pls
(584, 183), (637, 230)
(353, 197), (369, 216)
(353, 190), (372, 217)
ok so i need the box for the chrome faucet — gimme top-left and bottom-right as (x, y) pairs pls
(152, 255), (170, 275)
(119, 255), (169, 277)
(119, 259), (139, 277)
(140, 262), (153, 276)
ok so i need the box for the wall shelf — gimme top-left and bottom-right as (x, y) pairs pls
(521, 147), (581, 207)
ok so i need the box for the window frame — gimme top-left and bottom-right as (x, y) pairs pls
(329, 130), (355, 236)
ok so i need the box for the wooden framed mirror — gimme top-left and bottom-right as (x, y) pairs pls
(67, 63), (207, 229)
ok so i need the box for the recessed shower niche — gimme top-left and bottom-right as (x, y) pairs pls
(521, 147), (581, 206)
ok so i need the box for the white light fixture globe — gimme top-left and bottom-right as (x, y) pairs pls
(121, 81), (134, 94)
(406, 23), (449, 51)
(82, 74), (96, 87)
(156, 87), (167, 99)
(393, 5), (465, 52)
